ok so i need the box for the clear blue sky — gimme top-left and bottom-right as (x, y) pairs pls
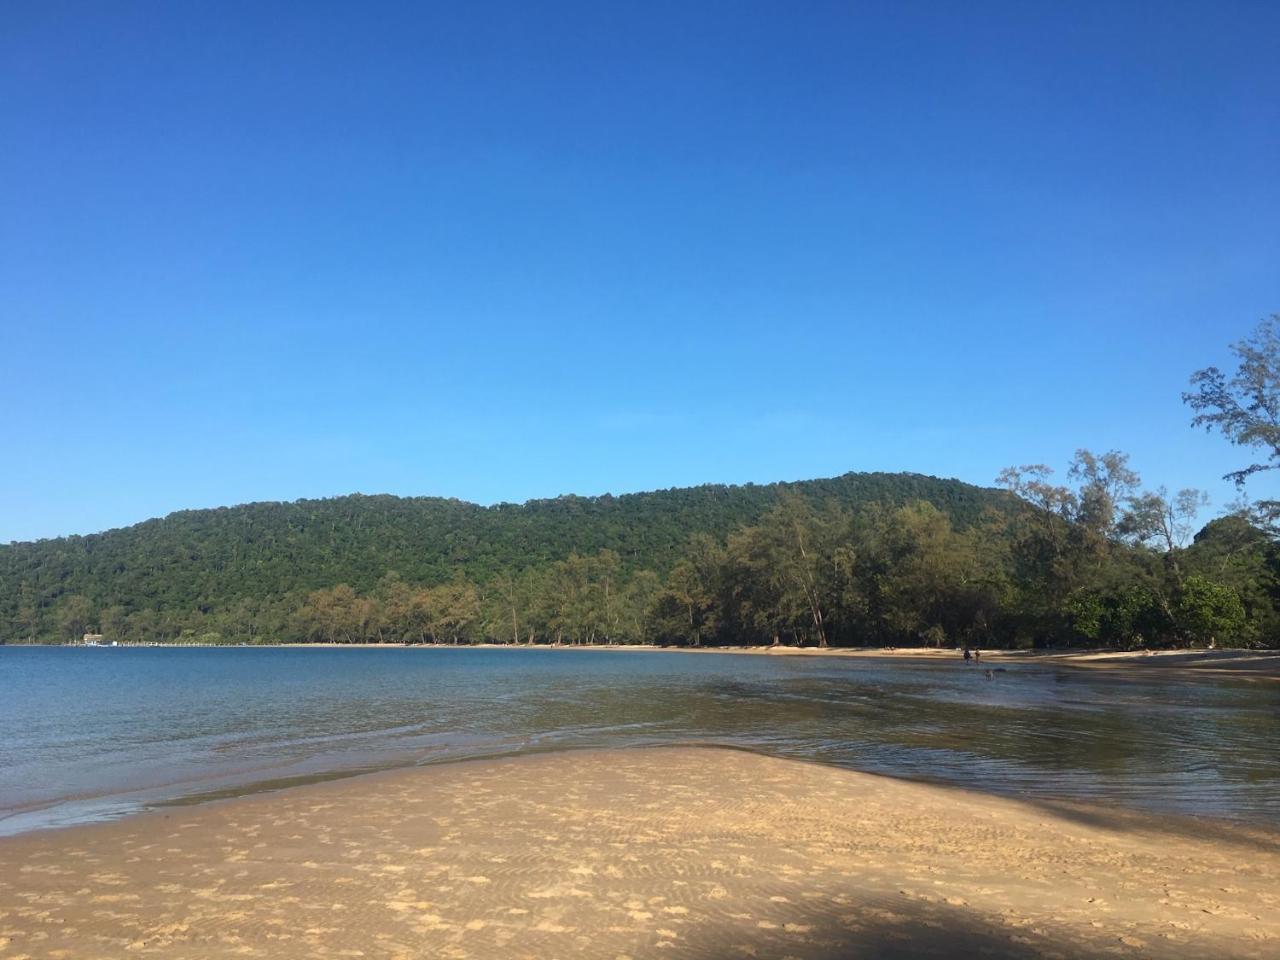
(2, 1), (1277, 543)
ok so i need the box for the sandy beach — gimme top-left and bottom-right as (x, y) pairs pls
(269, 641), (1280, 680)
(2, 748), (1277, 959)
(688, 645), (1280, 679)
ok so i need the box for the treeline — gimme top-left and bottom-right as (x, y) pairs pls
(13, 453), (1278, 648)
(285, 463), (1278, 648)
(0, 471), (1016, 646)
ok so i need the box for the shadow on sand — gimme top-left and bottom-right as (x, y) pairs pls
(681, 897), (1168, 960)
(1025, 794), (1280, 856)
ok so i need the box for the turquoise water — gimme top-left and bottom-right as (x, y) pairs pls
(2, 646), (1277, 835)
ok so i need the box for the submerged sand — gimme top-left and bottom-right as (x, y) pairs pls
(2, 748), (1277, 959)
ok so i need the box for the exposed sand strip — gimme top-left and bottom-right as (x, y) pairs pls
(2, 747), (1277, 959)
(267, 642), (1280, 679)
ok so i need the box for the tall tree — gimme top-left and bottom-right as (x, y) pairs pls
(995, 463), (1085, 619)
(1185, 315), (1280, 526)
(652, 535), (723, 647)
(433, 579), (480, 643)
(374, 573), (414, 643)
(1068, 449), (1141, 541)
(1121, 487), (1209, 555)
(856, 502), (984, 647)
(487, 571), (525, 645)
(722, 496), (840, 647)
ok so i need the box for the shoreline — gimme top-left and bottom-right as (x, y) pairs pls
(2, 746), (1276, 958)
(26, 640), (1280, 679)
(7, 645), (1275, 848)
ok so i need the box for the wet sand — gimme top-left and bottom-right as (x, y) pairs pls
(689, 645), (1280, 679)
(2, 748), (1277, 959)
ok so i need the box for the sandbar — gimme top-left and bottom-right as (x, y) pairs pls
(2, 747), (1277, 958)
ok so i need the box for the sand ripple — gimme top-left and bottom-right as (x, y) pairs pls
(2, 747), (1278, 958)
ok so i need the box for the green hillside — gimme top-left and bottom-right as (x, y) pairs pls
(2, 469), (1272, 649)
(0, 472), (1009, 644)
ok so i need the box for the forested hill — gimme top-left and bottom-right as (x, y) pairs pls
(4, 467), (1275, 648)
(2, 472), (1007, 600)
(0, 472), (1009, 638)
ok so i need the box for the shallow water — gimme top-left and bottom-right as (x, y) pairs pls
(2, 646), (1277, 835)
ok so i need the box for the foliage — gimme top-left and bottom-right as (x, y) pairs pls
(1174, 576), (1246, 647)
(0, 466), (1274, 649)
(1185, 314), (1280, 528)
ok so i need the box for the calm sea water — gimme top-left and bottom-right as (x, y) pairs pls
(2, 646), (1278, 835)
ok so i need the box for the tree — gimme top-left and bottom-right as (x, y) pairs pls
(1185, 315), (1280, 525)
(995, 464), (1077, 518)
(620, 569), (661, 643)
(719, 496), (845, 647)
(724, 524), (804, 646)
(1184, 514), (1280, 643)
(767, 495), (835, 647)
(374, 573), (414, 643)
(1175, 576), (1247, 647)
(487, 571), (526, 645)
(855, 502), (986, 647)
(1067, 585), (1167, 649)
(100, 605), (130, 643)
(433, 579), (480, 643)
(997, 451), (1152, 645)
(995, 463), (1088, 628)
(1121, 488), (1209, 554)
(412, 586), (448, 647)
(128, 608), (160, 644)
(546, 551), (629, 644)
(57, 594), (94, 642)
(16, 581), (39, 643)
(1068, 449), (1141, 540)
(652, 535), (723, 646)
(299, 585), (361, 643)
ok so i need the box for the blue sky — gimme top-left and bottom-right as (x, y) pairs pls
(2, 1), (1277, 543)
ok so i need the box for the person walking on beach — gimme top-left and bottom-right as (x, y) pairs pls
(963, 647), (971, 662)
(973, 648), (981, 662)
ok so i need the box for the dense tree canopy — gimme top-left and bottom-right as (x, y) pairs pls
(1, 467), (1273, 649)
